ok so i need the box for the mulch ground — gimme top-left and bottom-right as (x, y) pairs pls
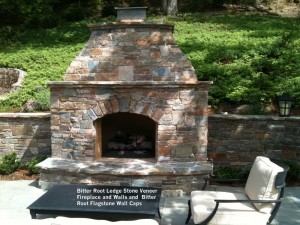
(0, 169), (39, 181)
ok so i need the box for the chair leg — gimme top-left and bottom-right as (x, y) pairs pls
(185, 200), (192, 224)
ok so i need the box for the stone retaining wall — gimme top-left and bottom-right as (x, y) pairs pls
(0, 113), (51, 162)
(0, 113), (299, 165)
(208, 114), (300, 166)
(0, 68), (25, 95)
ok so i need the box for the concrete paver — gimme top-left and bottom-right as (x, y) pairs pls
(0, 180), (299, 224)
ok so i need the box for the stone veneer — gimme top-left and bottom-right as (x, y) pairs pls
(47, 22), (212, 163)
(0, 113), (51, 162)
(64, 22), (198, 82)
(38, 158), (212, 195)
(49, 82), (211, 162)
(40, 21), (213, 193)
(0, 113), (299, 193)
(208, 114), (300, 165)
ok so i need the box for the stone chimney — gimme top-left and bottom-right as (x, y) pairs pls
(42, 7), (213, 194)
(115, 7), (147, 22)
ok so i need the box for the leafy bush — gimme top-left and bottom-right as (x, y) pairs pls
(179, 0), (226, 12)
(34, 87), (51, 111)
(283, 160), (300, 181)
(214, 166), (245, 179)
(0, 153), (21, 175)
(25, 155), (48, 175)
(0, 0), (103, 28)
(172, 13), (300, 109)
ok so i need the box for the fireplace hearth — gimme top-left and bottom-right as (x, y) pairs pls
(39, 7), (213, 194)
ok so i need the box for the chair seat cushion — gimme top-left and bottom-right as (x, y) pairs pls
(191, 191), (271, 225)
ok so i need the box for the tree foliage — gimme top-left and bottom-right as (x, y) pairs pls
(0, 0), (229, 27)
(0, 0), (103, 27)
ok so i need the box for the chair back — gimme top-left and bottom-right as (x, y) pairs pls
(245, 156), (288, 214)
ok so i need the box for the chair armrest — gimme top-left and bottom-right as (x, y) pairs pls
(202, 177), (246, 190)
(197, 198), (282, 225)
(214, 198), (282, 204)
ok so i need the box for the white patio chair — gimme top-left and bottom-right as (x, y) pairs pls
(186, 156), (288, 225)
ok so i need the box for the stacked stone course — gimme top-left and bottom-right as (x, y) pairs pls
(208, 115), (300, 165)
(50, 83), (210, 162)
(42, 21), (213, 192)
(0, 113), (51, 162)
(64, 23), (197, 83)
(48, 22), (211, 163)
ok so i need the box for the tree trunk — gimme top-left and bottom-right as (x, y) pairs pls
(162, 0), (178, 16)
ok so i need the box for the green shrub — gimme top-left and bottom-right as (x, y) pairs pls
(0, 0), (103, 28)
(172, 13), (300, 109)
(34, 87), (51, 111)
(283, 160), (300, 181)
(25, 155), (48, 175)
(0, 153), (21, 175)
(215, 166), (245, 179)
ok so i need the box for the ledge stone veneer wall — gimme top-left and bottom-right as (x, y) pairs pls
(208, 114), (300, 166)
(0, 113), (299, 193)
(0, 113), (51, 162)
(48, 22), (212, 162)
(0, 113), (299, 165)
(41, 21), (213, 194)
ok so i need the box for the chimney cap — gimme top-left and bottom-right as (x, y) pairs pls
(115, 7), (148, 22)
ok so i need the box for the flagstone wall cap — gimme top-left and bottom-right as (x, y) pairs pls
(47, 81), (213, 87)
(88, 22), (174, 31)
(114, 7), (148, 10)
(37, 158), (212, 176)
(0, 112), (50, 118)
(209, 114), (300, 121)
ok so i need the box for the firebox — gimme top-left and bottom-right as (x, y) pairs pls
(96, 112), (156, 158)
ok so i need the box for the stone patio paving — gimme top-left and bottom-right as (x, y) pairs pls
(0, 180), (299, 224)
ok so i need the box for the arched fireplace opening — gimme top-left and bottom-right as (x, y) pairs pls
(95, 112), (157, 159)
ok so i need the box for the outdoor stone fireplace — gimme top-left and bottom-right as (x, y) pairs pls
(39, 8), (213, 194)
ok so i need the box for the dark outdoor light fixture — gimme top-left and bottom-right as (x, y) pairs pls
(278, 93), (293, 117)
